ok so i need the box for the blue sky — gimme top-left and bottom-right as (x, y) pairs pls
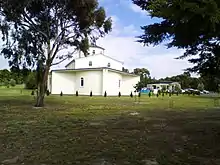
(0, 0), (195, 78)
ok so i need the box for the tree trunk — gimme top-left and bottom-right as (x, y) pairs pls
(35, 66), (50, 107)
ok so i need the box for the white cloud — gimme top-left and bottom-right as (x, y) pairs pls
(94, 14), (194, 79)
(97, 35), (193, 79)
(129, 3), (147, 15)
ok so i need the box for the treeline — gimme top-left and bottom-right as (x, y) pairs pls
(0, 68), (37, 89)
(134, 68), (219, 92)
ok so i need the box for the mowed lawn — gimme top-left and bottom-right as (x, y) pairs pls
(1, 87), (220, 165)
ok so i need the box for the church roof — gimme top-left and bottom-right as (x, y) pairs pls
(89, 45), (105, 50)
(51, 67), (139, 77)
(65, 53), (124, 68)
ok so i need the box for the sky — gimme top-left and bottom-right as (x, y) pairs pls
(0, 0), (196, 79)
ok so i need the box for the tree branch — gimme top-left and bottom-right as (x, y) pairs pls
(22, 12), (48, 39)
(51, 49), (77, 66)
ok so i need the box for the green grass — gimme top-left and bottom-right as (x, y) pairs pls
(1, 87), (220, 165)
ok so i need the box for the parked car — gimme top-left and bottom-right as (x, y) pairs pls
(203, 90), (210, 94)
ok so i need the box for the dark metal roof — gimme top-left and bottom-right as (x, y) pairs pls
(51, 67), (139, 77)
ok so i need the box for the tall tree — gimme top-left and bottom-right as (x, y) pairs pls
(132, 0), (220, 85)
(0, 0), (112, 107)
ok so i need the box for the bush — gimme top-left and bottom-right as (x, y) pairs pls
(25, 72), (37, 89)
(3, 80), (9, 88)
(156, 93), (159, 97)
(148, 92), (151, 97)
(130, 92), (133, 98)
(169, 92), (172, 97)
(158, 90), (161, 95)
(9, 79), (16, 87)
(46, 90), (50, 96)
(104, 91), (107, 97)
(138, 92), (141, 97)
(118, 92), (121, 97)
(90, 91), (92, 97)
(76, 91), (79, 96)
(31, 90), (35, 96)
(60, 91), (63, 96)
(162, 92), (164, 97)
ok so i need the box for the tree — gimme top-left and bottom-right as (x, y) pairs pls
(25, 72), (37, 89)
(174, 84), (181, 93)
(133, 0), (220, 83)
(122, 67), (129, 73)
(197, 83), (205, 91)
(133, 68), (152, 91)
(0, 0), (112, 107)
(9, 79), (16, 87)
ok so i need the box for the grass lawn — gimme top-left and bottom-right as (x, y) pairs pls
(1, 87), (220, 165)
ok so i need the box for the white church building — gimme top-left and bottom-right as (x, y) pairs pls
(48, 45), (140, 96)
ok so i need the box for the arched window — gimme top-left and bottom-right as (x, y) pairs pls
(107, 63), (111, 67)
(80, 78), (84, 87)
(92, 50), (95, 54)
(89, 61), (92, 66)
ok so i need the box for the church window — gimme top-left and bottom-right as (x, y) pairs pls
(80, 78), (84, 87)
(92, 50), (95, 54)
(107, 63), (111, 67)
(89, 61), (92, 66)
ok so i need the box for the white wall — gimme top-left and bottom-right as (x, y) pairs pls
(75, 70), (103, 95)
(74, 54), (123, 71)
(121, 75), (140, 95)
(51, 72), (75, 94)
(104, 71), (122, 96)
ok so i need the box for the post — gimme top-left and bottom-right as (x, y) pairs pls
(144, 73), (147, 87)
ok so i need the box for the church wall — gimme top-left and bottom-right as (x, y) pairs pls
(75, 70), (103, 95)
(51, 71), (75, 94)
(121, 75), (140, 95)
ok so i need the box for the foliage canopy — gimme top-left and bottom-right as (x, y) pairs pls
(133, 0), (220, 87)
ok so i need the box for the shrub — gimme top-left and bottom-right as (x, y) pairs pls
(130, 92), (133, 98)
(31, 90), (35, 96)
(118, 92), (121, 97)
(9, 79), (16, 87)
(104, 91), (107, 97)
(138, 92), (141, 97)
(169, 92), (172, 97)
(25, 72), (37, 89)
(90, 91), (92, 97)
(46, 90), (50, 96)
(197, 83), (205, 91)
(60, 91), (63, 96)
(3, 80), (9, 88)
(158, 90), (161, 95)
(156, 93), (159, 97)
(76, 91), (79, 96)
(162, 92), (164, 97)
(148, 92), (151, 97)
